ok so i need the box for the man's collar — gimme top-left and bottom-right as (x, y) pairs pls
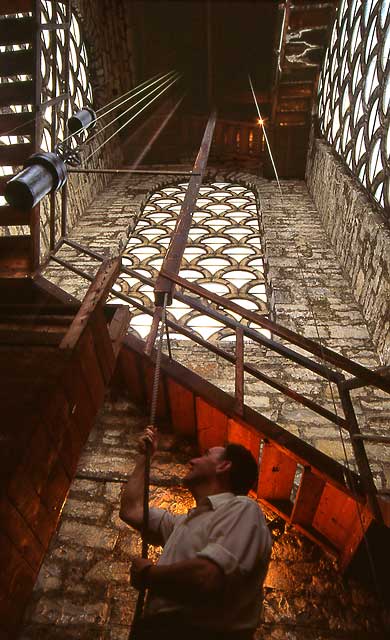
(207, 492), (235, 509)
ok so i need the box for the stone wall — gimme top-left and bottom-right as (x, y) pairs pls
(306, 137), (390, 366)
(42, 168), (390, 490)
(20, 399), (387, 640)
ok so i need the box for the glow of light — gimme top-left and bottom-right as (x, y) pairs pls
(257, 117), (264, 126)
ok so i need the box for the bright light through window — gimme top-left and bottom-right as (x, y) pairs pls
(113, 182), (272, 342)
(318, 0), (390, 212)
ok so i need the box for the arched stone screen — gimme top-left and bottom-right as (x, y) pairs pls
(0, 2), (93, 187)
(112, 182), (272, 342)
(318, 0), (390, 212)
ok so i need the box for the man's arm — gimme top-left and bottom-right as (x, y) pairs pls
(131, 557), (224, 602)
(119, 426), (157, 531)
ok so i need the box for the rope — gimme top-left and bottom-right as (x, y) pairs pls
(129, 294), (169, 640)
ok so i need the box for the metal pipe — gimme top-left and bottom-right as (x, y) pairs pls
(68, 168), (195, 176)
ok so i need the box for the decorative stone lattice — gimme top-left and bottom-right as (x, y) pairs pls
(0, 1), (93, 183)
(40, 0), (93, 152)
(318, 0), (390, 212)
(111, 182), (272, 342)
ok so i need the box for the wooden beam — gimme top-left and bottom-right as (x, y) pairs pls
(154, 110), (217, 305)
(0, 112), (34, 138)
(0, 142), (33, 166)
(0, 0), (33, 14)
(0, 50), (34, 76)
(0, 17), (34, 45)
(60, 258), (121, 351)
(108, 305), (131, 357)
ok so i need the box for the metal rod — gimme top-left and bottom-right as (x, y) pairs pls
(68, 168), (195, 176)
(61, 0), (71, 239)
(351, 434), (390, 444)
(235, 326), (244, 416)
(161, 270), (390, 393)
(337, 383), (382, 522)
(49, 0), (58, 252)
(154, 109), (217, 305)
(40, 92), (69, 109)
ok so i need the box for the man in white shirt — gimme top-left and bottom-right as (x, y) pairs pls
(120, 426), (272, 639)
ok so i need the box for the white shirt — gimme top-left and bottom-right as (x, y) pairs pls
(144, 492), (272, 631)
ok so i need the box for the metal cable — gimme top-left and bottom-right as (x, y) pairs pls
(83, 75), (181, 164)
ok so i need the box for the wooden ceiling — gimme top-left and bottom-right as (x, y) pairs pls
(131, 0), (339, 177)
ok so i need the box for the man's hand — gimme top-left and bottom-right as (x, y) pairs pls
(137, 425), (158, 457)
(130, 557), (154, 590)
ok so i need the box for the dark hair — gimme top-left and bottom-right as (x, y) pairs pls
(224, 443), (258, 495)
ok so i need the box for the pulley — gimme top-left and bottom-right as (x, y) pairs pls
(68, 106), (97, 137)
(4, 151), (67, 210)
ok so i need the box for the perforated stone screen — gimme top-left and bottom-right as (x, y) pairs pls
(0, 1), (93, 184)
(318, 0), (390, 212)
(111, 182), (272, 342)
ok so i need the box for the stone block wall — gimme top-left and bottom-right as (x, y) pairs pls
(41, 167), (390, 490)
(20, 399), (387, 640)
(306, 137), (390, 366)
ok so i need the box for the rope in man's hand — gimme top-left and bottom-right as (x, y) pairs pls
(128, 294), (168, 640)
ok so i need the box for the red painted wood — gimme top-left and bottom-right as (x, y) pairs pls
(196, 398), (228, 452)
(167, 378), (197, 436)
(312, 484), (363, 551)
(228, 418), (261, 462)
(258, 442), (297, 501)
(290, 468), (325, 527)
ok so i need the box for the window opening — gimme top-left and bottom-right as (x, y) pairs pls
(0, 1), (93, 201)
(318, 0), (390, 212)
(113, 182), (272, 342)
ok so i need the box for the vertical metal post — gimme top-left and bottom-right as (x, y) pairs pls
(61, 0), (71, 239)
(32, 0), (42, 268)
(49, 0), (58, 250)
(338, 382), (382, 522)
(235, 326), (244, 416)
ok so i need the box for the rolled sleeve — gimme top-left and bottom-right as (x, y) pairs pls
(196, 498), (271, 576)
(197, 542), (239, 575)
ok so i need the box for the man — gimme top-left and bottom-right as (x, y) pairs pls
(120, 426), (272, 640)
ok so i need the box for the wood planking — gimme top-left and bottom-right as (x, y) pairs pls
(166, 378), (197, 436)
(0, 18), (34, 46)
(339, 503), (373, 570)
(0, 205), (31, 227)
(108, 305), (131, 357)
(257, 442), (297, 502)
(0, 496), (44, 573)
(0, 235), (32, 277)
(91, 310), (116, 384)
(0, 50), (34, 76)
(0, 0), (34, 13)
(119, 348), (147, 408)
(290, 467), (325, 527)
(228, 418), (261, 462)
(196, 398), (228, 451)
(312, 484), (364, 551)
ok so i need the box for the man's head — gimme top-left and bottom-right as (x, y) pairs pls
(183, 443), (258, 497)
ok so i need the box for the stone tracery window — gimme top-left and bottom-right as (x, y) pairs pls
(112, 182), (272, 342)
(318, 0), (390, 212)
(0, 1), (93, 187)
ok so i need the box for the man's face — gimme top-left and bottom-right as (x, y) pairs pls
(182, 446), (226, 488)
